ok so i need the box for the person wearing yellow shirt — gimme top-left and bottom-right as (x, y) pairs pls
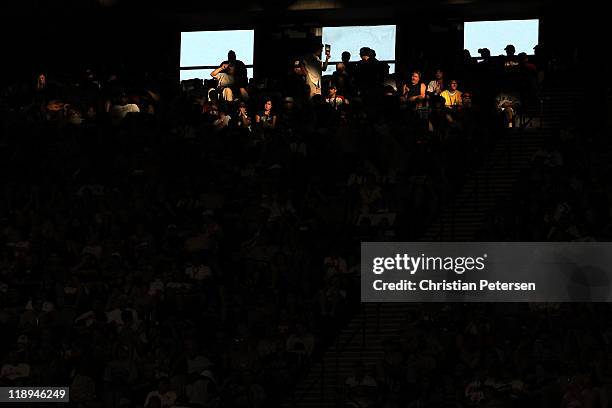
(440, 80), (463, 109)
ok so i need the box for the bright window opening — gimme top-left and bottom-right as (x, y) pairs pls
(179, 30), (255, 81)
(321, 25), (397, 74)
(464, 19), (539, 57)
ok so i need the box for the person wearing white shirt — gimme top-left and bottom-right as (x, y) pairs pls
(111, 93), (140, 124)
(210, 63), (236, 101)
(213, 110), (231, 132)
(427, 68), (445, 96)
(301, 43), (330, 97)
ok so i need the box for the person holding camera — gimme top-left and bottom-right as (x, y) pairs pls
(301, 43), (330, 98)
(210, 62), (236, 102)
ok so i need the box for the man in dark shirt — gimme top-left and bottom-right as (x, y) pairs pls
(331, 62), (352, 98)
(354, 47), (385, 102)
(341, 51), (355, 77)
(504, 44), (519, 68)
(284, 60), (309, 106)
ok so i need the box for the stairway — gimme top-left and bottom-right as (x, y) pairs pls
(285, 303), (416, 408)
(284, 84), (584, 408)
(422, 86), (583, 241)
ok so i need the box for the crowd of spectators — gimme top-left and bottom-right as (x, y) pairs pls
(476, 122), (608, 242)
(335, 46), (612, 408)
(0, 38), (592, 408)
(344, 302), (611, 408)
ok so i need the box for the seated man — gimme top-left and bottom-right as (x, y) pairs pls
(325, 84), (349, 109)
(210, 62), (236, 102)
(440, 80), (463, 109)
(400, 71), (426, 109)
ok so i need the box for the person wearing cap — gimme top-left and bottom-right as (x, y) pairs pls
(477, 48), (492, 63)
(353, 47), (386, 101)
(278, 96), (300, 132)
(325, 83), (349, 109)
(504, 44), (519, 67)
(532, 44), (547, 71)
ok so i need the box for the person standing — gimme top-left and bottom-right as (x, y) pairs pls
(341, 51), (354, 77)
(301, 43), (330, 98)
(354, 47), (385, 101)
(284, 60), (310, 105)
(504, 44), (519, 68)
(331, 62), (352, 98)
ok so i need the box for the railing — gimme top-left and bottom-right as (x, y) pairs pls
(431, 89), (549, 242)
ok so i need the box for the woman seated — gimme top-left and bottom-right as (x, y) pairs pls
(255, 99), (277, 131)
